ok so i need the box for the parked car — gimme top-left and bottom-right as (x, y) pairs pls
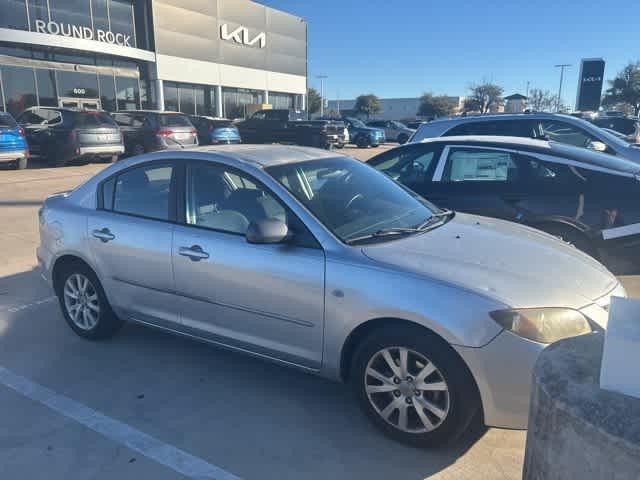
(590, 116), (640, 144)
(16, 107), (124, 167)
(367, 120), (415, 144)
(0, 111), (28, 170)
(112, 110), (198, 156)
(409, 112), (640, 163)
(339, 117), (385, 148)
(369, 135), (640, 268)
(235, 109), (344, 149)
(38, 145), (624, 447)
(189, 115), (241, 145)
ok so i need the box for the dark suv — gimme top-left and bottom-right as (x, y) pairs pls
(112, 110), (198, 155)
(16, 107), (124, 167)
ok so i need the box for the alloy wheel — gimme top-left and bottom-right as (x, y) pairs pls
(364, 346), (450, 433)
(63, 273), (100, 331)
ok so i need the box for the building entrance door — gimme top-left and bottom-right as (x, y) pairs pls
(58, 97), (101, 110)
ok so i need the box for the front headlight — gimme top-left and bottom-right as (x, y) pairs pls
(490, 308), (592, 344)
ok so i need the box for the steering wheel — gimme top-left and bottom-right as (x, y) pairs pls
(345, 193), (365, 210)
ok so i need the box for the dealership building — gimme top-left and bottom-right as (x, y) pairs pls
(0, 0), (307, 118)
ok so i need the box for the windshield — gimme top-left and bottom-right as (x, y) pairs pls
(266, 157), (439, 243)
(570, 115), (631, 148)
(348, 118), (366, 128)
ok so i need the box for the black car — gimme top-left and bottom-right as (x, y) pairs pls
(188, 115), (242, 145)
(368, 136), (640, 270)
(112, 110), (198, 155)
(16, 107), (124, 167)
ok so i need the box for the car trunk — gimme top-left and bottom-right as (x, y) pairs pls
(0, 129), (25, 152)
(74, 112), (122, 147)
(158, 114), (198, 146)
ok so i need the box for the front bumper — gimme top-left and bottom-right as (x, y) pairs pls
(455, 283), (625, 429)
(0, 150), (27, 163)
(77, 145), (125, 156)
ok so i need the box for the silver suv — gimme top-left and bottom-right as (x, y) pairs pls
(410, 113), (640, 163)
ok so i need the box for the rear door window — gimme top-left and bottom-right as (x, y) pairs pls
(446, 120), (536, 137)
(539, 120), (597, 148)
(109, 164), (175, 221)
(158, 114), (193, 127)
(442, 148), (521, 183)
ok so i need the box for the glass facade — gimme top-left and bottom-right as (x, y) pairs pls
(1, 65), (37, 115)
(0, 0), (138, 48)
(269, 91), (295, 111)
(222, 87), (263, 119)
(163, 82), (215, 116)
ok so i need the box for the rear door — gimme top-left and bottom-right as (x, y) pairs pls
(429, 146), (526, 220)
(88, 161), (179, 328)
(17, 109), (50, 156)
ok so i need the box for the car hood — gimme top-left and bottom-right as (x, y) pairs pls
(361, 213), (617, 309)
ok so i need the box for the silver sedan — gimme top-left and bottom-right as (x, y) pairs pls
(37, 145), (625, 447)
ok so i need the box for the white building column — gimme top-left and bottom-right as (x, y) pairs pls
(264, 90), (269, 105)
(215, 85), (223, 117)
(155, 79), (165, 110)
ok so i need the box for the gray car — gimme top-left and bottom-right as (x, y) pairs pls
(37, 145), (625, 447)
(368, 120), (416, 144)
(410, 112), (640, 163)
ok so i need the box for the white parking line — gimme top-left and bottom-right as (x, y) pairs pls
(0, 366), (242, 480)
(5, 296), (56, 313)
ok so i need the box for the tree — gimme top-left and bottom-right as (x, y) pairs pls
(464, 82), (504, 113)
(527, 88), (556, 112)
(417, 92), (454, 118)
(602, 62), (640, 116)
(307, 88), (322, 115)
(354, 94), (381, 119)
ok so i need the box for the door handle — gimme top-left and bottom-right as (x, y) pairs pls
(179, 245), (210, 261)
(92, 228), (115, 242)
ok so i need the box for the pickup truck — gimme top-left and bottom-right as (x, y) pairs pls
(235, 109), (345, 149)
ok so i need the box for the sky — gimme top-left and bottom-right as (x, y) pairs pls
(260, 0), (639, 106)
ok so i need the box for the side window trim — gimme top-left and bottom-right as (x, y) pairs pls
(96, 160), (179, 223)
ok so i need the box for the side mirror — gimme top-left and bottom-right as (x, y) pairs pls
(246, 218), (289, 244)
(588, 140), (607, 152)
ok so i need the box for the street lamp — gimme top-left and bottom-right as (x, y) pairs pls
(316, 75), (328, 117)
(554, 64), (571, 112)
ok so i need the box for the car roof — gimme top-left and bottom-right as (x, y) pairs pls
(428, 112), (578, 125)
(418, 136), (640, 174)
(180, 144), (341, 168)
(115, 110), (187, 115)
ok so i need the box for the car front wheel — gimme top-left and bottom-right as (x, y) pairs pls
(350, 326), (480, 447)
(56, 263), (124, 340)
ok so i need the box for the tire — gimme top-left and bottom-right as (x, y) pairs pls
(99, 155), (118, 164)
(350, 325), (480, 447)
(537, 224), (598, 259)
(356, 135), (369, 148)
(397, 133), (409, 144)
(55, 262), (124, 340)
(14, 157), (27, 170)
(47, 152), (69, 167)
(335, 143), (345, 149)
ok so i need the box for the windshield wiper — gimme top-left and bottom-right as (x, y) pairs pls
(415, 209), (455, 230)
(164, 135), (185, 149)
(345, 227), (420, 245)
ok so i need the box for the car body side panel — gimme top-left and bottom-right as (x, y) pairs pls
(320, 254), (505, 380)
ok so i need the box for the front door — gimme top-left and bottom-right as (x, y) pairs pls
(87, 161), (179, 328)
(59, 97), (101, 110)
(172, 160), (326, 369)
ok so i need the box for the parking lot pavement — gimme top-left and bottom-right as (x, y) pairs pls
(0, 151), (636, 480)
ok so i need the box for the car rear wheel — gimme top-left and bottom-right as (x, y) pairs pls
(350, 326), (480, 447)
(397, 133), (409, 144)
(131, 143), (145, 156)
(55, 263), (124, 340)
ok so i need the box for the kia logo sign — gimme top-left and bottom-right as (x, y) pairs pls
(583, 76), (602, 83)
(35, 20), (132, 47)
(220, 24), (266, 48)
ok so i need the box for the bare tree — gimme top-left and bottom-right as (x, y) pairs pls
(527, 89), (556, 112)
(464, 82), (504, 113)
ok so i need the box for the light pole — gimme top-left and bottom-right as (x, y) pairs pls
(554, 64), (571, 112)
(316, 75), (328, 117)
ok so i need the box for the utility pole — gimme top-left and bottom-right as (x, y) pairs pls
(554, 64), (571, 112)
(525, 81), (530, 98)
(316, 75), (328, 117)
